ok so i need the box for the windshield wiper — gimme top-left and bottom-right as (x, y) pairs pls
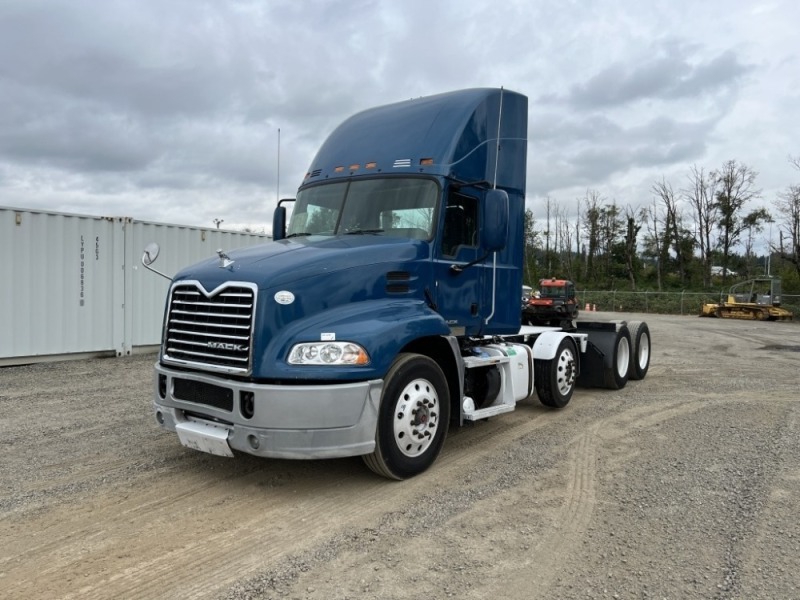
(285, 232), (312, 238)
(345, 229), (384, 235)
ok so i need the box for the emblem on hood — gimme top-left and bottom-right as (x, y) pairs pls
(216, 249), (234, 268)
(274, 291), (295, 305)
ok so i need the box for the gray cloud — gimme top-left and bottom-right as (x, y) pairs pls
(528, 113), (718, 197)
(0, 0), (798, 231)
(559, 42), (753, 109)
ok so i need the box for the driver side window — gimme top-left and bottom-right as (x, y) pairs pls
(442, 193), (478, 257)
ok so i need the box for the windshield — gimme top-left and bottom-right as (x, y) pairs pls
(541, 285), (567, 298)
(287, 178), (439, 240)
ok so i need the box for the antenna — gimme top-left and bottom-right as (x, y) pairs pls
(492, 87), (504, 190)
(276, 128), (281, 202)
(485, 87), (505, 325)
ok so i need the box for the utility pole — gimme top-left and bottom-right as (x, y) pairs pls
(545, 196), (551, 275)
(277, 128), (281, 203)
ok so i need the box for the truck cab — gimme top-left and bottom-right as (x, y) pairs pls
(148, 89), (649, 479)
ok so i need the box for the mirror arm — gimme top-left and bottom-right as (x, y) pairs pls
(449, 251), (491, 274)
(141, 254), (172, 281)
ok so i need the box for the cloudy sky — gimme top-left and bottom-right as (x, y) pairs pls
(1, 0), (798, 237)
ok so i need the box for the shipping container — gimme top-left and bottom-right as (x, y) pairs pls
(0, 206), (268, 366)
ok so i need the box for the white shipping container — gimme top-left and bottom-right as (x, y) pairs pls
(1, 207), (268, 366)
(125, 219), (270, 349)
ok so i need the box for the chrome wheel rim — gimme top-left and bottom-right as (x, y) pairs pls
(393, 378), (439, 458)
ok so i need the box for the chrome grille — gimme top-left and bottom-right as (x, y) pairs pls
(163, 282), (256, 373)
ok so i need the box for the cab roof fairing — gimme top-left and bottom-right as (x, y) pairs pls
(301, 88), (528, 196)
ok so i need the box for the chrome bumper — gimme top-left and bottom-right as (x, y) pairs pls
(153, 363), (382, 459)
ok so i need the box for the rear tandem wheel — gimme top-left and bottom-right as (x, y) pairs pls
(626, 321), (651, 381)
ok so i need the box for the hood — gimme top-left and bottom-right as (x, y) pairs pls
(169, 235), (437, 380)
(172, 235), (427, 291)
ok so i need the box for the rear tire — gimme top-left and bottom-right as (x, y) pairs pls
(535, 338), (578, 408)
(603, 325), (632, 390)
(363, 353), (450, 480)
(627, 321), (651, 381)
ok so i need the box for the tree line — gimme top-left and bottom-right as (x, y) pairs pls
(523, 157), (800, 293)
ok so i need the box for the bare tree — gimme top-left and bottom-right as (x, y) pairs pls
(523, 208), (541, 284)
(712, 160), (764, 279)
(683, 165), (718, 287)
(581, 190), (604, 282)
(642, 198), (666, 290)
(622, 205), (641, 290)
(772, 155), (800, 276)
(774, 185), (800, 275)
(599, 202), (623, 286)
(740, 208), (773, 276)
(652, 177), (692, 286)
(544, 196), (553, 275)
(554, 204), (575, 280)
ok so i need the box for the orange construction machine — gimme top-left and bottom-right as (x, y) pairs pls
(522, 278), (580, 328)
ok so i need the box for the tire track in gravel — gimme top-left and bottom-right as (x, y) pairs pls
(530, 427), (598, 563)
(1, 390), (609, 600)
(0, 381), (712, 600)
(5, 347), (785, 600)
(253, 394), (720, 600)
(0, 402), (568, 600)
(5, 469), (366, 599)
(491, 395), (725, 598)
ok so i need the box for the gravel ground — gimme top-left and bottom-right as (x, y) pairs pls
(1, 312), (798, 600)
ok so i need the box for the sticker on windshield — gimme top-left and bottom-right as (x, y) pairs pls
(274, 291), (295, 305)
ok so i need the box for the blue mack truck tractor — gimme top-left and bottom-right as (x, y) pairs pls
(143, 88), (651, 479)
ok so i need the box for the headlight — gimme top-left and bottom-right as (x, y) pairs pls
(288, 342), (370, 365)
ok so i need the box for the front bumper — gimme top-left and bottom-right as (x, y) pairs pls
(153, 363), (383, 459)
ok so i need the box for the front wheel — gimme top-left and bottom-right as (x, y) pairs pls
(363, 353), (450, 480)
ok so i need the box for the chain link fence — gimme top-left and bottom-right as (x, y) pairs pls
(577, 289), (800, 318)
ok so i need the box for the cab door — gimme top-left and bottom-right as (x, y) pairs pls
(433, 189), (485, 335)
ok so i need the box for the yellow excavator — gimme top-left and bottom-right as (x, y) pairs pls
(700, 277), (793, 321)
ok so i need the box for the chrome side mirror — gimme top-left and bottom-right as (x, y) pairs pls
(142, 242), (160, 266)
(141, 242), (171, 280)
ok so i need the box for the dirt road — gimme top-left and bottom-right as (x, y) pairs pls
(1, 313), (798, 599)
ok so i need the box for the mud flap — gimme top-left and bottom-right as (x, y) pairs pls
(575, 341), (606, 388)
(575, 321), (631, 390)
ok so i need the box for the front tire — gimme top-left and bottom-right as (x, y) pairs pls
(363, 353), (450, 480)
